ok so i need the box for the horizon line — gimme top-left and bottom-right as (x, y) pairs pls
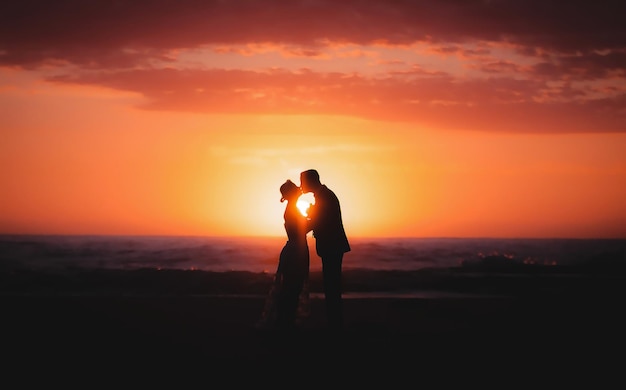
(1, 233), (625, 240)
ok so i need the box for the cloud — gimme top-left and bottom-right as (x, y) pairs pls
(3, 0), (625, 132)
(47, 67), (625, 133)
(2, 0), (624, 68)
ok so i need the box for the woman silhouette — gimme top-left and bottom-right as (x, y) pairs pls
(257, 179), (310, 330)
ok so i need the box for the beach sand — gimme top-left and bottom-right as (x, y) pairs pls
(3, 295), (624, 382)
(2, 268), (624, 384)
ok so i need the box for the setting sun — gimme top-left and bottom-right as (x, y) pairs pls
(296, 194), (315, 217)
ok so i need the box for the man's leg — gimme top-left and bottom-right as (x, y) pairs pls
(322, 253), (344, 330)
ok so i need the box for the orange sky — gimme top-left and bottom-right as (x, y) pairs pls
(1, 1), (625, 238)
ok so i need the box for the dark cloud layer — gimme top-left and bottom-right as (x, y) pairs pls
(2, 0), (624, 67)
(3, 0), (625, 132)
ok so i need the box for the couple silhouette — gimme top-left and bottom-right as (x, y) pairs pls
(257, 169), (351, 332)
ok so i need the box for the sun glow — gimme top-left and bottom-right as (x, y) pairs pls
(296, 194), (315, 217)
(296, 200), (311, 217)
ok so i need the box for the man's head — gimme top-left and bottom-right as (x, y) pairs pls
(300, 169), (321, 194)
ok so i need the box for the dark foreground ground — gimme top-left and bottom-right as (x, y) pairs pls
(2, 294), (625, 384)
(1, 266), (625, 385)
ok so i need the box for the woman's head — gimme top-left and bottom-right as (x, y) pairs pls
(280, 179), (300, 202)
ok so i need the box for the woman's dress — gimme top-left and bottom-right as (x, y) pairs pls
(256, 203), (310, 328)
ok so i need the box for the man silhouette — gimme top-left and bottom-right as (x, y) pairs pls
(300, 169), (350, 331)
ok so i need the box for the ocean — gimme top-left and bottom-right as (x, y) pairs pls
(1, 234), (624, 272)
(1, 234), (625, 298)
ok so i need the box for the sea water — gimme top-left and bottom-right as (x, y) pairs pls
(1, 234), (623, 273)
(1, 234), (624, 299)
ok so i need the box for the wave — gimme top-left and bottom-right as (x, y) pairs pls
(2, 235), (624, 274)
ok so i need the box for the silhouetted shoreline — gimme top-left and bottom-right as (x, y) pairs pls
(2, 253), (625, 383)
(2, 257), (624, 297)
